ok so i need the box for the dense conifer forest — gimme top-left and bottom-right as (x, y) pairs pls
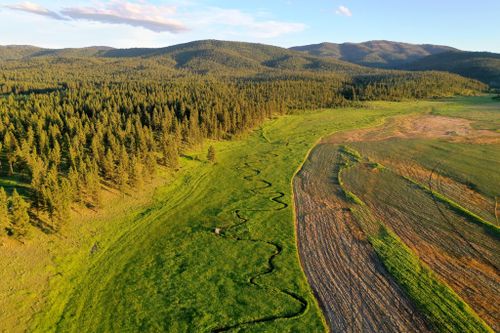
(0, 41), (487, 237)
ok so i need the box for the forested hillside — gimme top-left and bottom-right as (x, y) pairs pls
(402, 51), (500, 88)
(290, 40), (456, 68)
(288, 41), (500, 88)
(0, 40), (487, 238)
(0, 40), (368, 75)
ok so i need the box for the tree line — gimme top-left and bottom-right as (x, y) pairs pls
(0, 60), (487, 238)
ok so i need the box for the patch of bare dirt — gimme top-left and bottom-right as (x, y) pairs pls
(379, 159), (497, 224)
(342, 161), (500, 331)
(323, 115), (500, 144)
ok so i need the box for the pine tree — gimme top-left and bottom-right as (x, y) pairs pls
(115, 146), (130, 189)
(144, 153), (157, 180)
(103, 149), (115, 181)
(162, 135), (179, 168)
(207, 145), (216, 163)
(9, 189), (30, 237)
(0, 187), (9, 235)
(86, 159), (101, 207)
(52, 178), (72, 230)
(130, 156), (144, 189)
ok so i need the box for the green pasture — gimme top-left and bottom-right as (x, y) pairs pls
(28, 101), (418, 332)
(1, 96), (495, 332)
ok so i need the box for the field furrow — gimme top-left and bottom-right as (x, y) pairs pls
(294, 144), (431, 332)
(294, 109), (498, 332)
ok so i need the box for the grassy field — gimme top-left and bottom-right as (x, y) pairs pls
(341, 156), (499, 330)
(352, 139), (500, 200)
(430, 96), (500, 131)
(291, 96), (498, 332)
(1, 100), (426, 332)
(343, 156), (499, 330)
(1, 97), (496, 332)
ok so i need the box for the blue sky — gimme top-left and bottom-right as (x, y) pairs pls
(1, 0), (499, 51)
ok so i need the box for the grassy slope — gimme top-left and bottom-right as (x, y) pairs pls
(16, 102), (419, 332)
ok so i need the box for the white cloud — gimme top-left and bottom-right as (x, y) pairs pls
(186, 7), (306, 38)
(3, 0), (188, 33)
(2, 1), (306, 40)
(4, 1), (67, 20)
(61, 0), (188, 33)
(336, 5), (352, 17)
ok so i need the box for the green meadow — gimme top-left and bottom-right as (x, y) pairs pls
(0, 97), (495, 332)
(25, 101), (418, 333)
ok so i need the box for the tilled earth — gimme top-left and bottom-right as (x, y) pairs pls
(294, 144), (431, 333)
(294, 114), (499, 332)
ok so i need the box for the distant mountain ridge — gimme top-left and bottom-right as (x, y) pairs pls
(290, 40), (457, 68)
(401, 51), (500, 88)
(0, 45), (45, 60)
(1, 40), (498, 87)
(0, 45), (116, 59)
(0, 40), (369, 75)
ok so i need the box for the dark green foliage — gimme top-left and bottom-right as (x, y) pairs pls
(0, 187), (8, 234)
(352, 71), (485, 100)
(161, 134), (179, 169)
(403, 51), (500, 87)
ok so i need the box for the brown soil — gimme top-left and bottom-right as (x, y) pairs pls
(344, 163), (500, 330)
(294, 114), (499, 332)
(323, 115), (500, 144)
(294, 145), (431, 332)
(379, 159), (497, 224)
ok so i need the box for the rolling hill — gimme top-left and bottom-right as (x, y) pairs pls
(402, 51), (500, 88)
(0, 45), (44, 60)
(290, 40), (456, 68)
(1, 40), (492, 90)
(0, 40), (368, 75)
(290, 41), (500, 87)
